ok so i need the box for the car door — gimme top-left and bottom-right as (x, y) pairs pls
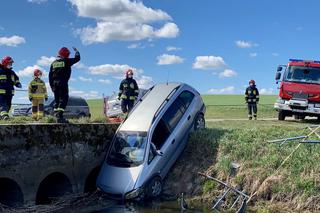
(150, 97), (187, 177)
(170, 91), (196, 157)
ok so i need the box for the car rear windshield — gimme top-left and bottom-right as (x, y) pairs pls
(285, 66), (320, 84)
(107, 131), (147, 168)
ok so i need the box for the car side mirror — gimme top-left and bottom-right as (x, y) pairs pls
(275, 72), (281, 81)
(277, 66), (283, 72)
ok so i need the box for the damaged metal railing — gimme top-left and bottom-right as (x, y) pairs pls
(198, 172), (248, 213)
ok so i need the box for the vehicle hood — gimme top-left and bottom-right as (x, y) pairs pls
(280, 82), (320, 101)
(97, 163), (143, 195)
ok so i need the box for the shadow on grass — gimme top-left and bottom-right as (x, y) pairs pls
(162, 128), (228, 199)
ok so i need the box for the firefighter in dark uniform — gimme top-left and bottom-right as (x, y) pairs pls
(118, 69), (139, 114)
(0, 56), (22, 120)
(49, 47), (80, 123)
(245, 79), (259, 120)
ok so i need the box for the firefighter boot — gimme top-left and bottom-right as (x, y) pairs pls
(57, 111), (69, 123)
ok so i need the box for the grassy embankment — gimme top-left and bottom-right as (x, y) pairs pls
(165, 119), (320, 212)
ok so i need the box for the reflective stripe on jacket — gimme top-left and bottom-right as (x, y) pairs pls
(0, 67), (20, 96)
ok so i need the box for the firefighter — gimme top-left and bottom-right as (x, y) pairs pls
(118, 69), (139, 114)
(0, 56), (22, 120)
(49, 47), (80, 123)
(28, 69), (48, 120)
(245, 79), (259, 120)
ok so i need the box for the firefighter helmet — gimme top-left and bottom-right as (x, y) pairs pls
(126, 69), (133, 77)
(58, 47), (70, 58)
(249, 79), (255, 85)
(1, 56), (14, 67)
(34, 69), (43, 77)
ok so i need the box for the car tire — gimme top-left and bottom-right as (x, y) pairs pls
(278, 110), (286, 121)
(145, 176), (162, 198)
(78, 112), (86, 118)
(194, 113), (205, 131)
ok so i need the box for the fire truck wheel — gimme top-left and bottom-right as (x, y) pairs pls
(278, 110), (286, 121)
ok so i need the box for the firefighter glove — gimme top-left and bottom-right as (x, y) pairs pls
(45, 97), (48, 101)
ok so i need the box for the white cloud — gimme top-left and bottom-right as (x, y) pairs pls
(157, 54), (184, 65)
(74, 62), (87, 69)
(98, 79), (112, 84)
(166, 46), (181, 51)
(70, 89), (100, 99)
(135, 75), (154, 89)
(36, 56), (55, 67)
(260, 88), (274, 95)
(249, 53), (257, 58)
(272, 53), (279, 57)
(70, 77), (77, 82)
(68, 0), (179, 44)
(89, 64), (139, 76)
(235, 40), (257, 48)
(219, 69), (237, 78)
(207, 86), (235, 94)
(79, 76), (93, 82)
(193, 56), (226, 70)
(0, 35), (26, 47)
(28, 0), (48, 3)
(127, 43), (144, 49)
(17, 65), (44, 77)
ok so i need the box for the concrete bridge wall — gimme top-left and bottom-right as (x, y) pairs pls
(0, 123), (119, 207)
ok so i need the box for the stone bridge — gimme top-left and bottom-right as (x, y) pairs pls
(0, 123), (119, 207)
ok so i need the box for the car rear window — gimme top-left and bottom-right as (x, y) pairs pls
(68, 98), (88, 106)
(178, 91), (194, 109)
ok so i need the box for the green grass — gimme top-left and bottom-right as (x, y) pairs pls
(199, 120), (320, 210)
(86, 95), (279, 120)
(202, 95), (277, 105)
(87, 99), (105, 120)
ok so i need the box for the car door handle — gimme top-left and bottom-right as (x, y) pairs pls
(187, 115), (191, 120)
(171, 139), (175, 144)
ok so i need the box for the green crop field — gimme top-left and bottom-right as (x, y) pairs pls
(87, 95), (279, 120)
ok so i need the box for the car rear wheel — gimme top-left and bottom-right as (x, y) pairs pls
(194, 113), (205, 130)
(145, 177), (162, 198)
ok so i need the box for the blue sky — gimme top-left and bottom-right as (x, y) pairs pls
(2, 0), (320, 103)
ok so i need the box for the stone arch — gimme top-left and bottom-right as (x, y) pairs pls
(36, 172), (73, 205)
(84, 166), (101, 193)
(0, 177), (24, 207)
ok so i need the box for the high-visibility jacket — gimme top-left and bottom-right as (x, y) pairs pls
(118, 78), (139, 100)
(0, 67), (21, 96)
(28, 78), (48, 99)
(245, 86), (259, 103)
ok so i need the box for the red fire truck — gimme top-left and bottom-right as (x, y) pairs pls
(275, 59), (320, 120)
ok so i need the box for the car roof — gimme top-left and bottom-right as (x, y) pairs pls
(119, 82), (183, 132)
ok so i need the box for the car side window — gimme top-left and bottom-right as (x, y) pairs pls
(67, 98), (76, 106)
(162, 98), (184, 131)
(178, 91), (195, 109)
(151, 119), (170, 150)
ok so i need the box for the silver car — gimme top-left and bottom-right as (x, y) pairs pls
(105, 89), (147, 118)
(97, 82), (206, 200)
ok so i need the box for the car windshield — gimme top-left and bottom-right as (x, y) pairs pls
(107, 131), (147, 167)
(285, 66), (320, 84)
